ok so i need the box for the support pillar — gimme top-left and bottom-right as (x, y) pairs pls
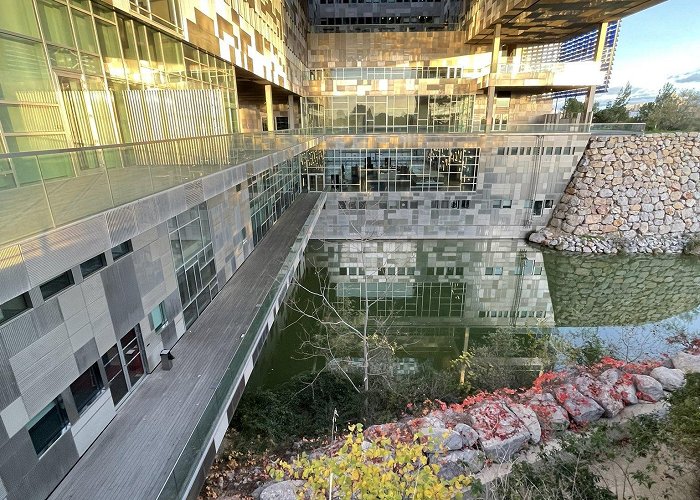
(264, 84), (274, 132)
(459, 327), (470, 385)
(485, 23), (501, 132)
(583, 22), (609, 123)
(489, 23), (502, 74)
(287, 94), (295, 130)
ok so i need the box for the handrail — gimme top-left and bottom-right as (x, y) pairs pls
(155, 193), (326, 499)
(0, 132), (318, 247)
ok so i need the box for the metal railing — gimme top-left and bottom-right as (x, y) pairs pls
(155, 193), (325, 500)
(0, 132), (314, 247)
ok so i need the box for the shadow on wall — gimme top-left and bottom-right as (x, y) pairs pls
(543, 251), (700, 327)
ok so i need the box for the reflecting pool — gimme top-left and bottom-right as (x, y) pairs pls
(247, 239), (700, 390)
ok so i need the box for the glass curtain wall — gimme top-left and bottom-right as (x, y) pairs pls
(0, 0), (239, 157)
(318, 148), (479, 192)
(248, 156), (301, 245)
(169, 203), (218, 328)
(301, 95), (475, 133)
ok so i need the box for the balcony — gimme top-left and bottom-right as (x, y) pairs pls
(0, 133), (315, 247)
(478, 61), (606, 90)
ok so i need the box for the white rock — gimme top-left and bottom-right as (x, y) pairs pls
(672, 351), (700, 373)
(260, 480), (305, 500)
(434, 449), (485, 473)
(468, 402), (530, 463)
(420, 428), (463, 453)
(633, 374), (665, 402)
(599, 368), (639, 405)
(453, 423), (479, 448)
(553, 384), (605, 425)
(650, 366), (686, 391)
(508, 403), (542, 444)
(575, 374), (624, 417)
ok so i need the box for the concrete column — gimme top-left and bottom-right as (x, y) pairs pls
(583, 22), (609, 123)
(489, 23), (502, 74)
(287, 94), (295, 130)
(485, 86), (496, 132)
(513, 46), (523, 72)
(264, 84), (274, 132)
(459, 327), (470, 385)
(485, 23), (502, 132)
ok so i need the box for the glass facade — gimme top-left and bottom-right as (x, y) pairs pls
(0, 0), (239, 155)
(169, 203), (218, 328)
(301, 95), (476, 134)
(248, 156), (302, 245)
(307, 147), (479, 192)
(307, 66), (484, 81)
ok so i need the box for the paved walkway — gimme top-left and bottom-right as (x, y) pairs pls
(49, 193), (321, 500)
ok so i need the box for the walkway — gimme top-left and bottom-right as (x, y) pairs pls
(49, 193), (322, 500)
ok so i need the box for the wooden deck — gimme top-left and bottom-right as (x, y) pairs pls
(49, 193), (321, 500)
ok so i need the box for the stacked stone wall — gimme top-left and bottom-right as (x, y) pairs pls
(531, 132), (700, 253)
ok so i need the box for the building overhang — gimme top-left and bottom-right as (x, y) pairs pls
(465, 0), (667, 44)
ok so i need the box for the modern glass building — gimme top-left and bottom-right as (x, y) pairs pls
(0, 1), (664, 499)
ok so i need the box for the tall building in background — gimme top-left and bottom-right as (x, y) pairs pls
(0, 2), (664, 499)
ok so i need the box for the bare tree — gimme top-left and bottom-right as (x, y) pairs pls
(286, 198), (416, 413)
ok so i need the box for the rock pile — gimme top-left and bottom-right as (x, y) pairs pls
(530, 132), (700, 254)
(259, 350), (700, 499)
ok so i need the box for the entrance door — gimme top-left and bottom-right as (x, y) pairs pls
(101, 325), (146, 406)
(307, 173), (324, 192)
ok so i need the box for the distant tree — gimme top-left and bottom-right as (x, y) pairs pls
(641, 83), (700, 131)
(561, 97), (586, 118)
(593, 82), (632, 123)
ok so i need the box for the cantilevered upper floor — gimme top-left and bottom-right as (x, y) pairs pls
(464, 0), (667, 44)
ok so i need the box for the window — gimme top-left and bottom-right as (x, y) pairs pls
(27, 398), (69, 455)
(120, 328), (145, 386)
(149, 302), (167, 332)
(111, 240), (133, 260)
(533, 200), (544, 216)
(80, 254), (106, 277)
(39, 271), (74, 300)
(544, 199), (554, 209)
(70, 363), (104, 414)
(0, 293), (31, 325)
(102, 345), (128, 405)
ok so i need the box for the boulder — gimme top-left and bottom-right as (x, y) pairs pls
(435, 461), (469, 482)
(453, 423), (479, 448)
(468, 401), (530, 462)
(432, 449), (485, 474)
(599, 368), (639, 405)
(364, 422), (411, 442)
(633, 374), (665, 402)
(552, 384), (605, 425)
(508, 403), (542, 444)
(420, 428), (463, 453)
(259, 480), (305, 500)
(528, 393), (570, 431)
(672, 351), (700, 374)
(650, 366), (686, 391)
(575, 374), (624, 417)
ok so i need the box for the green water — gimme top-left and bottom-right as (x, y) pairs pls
(247, 239), (700, 390)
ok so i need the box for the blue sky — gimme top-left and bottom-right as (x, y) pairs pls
(603, 0), (700, 103)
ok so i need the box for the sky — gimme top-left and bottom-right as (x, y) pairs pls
(602, 0), (700, 104)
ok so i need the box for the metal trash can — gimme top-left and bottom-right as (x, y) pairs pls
(160, 349), (174, 370)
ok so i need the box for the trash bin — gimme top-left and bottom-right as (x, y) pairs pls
(160, 349), (174, 370)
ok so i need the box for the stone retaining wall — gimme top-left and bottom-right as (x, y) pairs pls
(530, 132), (700, 253)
